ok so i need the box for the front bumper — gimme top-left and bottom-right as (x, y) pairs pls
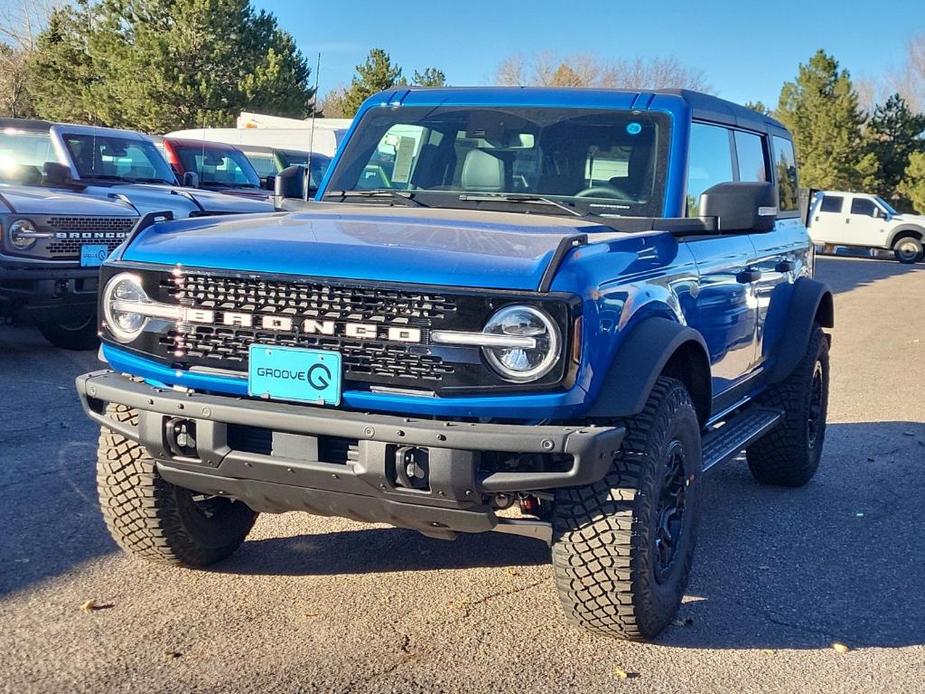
(1, 264), (99, 319)
(76, 370), (624, 540)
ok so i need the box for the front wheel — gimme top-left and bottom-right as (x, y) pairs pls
(36, 312), (98, 350)
(97, 404), (258, 567)
(551, 377), (702, 640)
(893, 237), (923, 264)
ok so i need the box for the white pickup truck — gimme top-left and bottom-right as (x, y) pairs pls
(808, 191), (924, 263)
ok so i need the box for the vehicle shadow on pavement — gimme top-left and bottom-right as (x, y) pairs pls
(815, 256), (925, 296)
(219, 421), (925, 651)
(661, 420), (925, 649)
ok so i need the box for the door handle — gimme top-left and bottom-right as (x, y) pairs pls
(737, 267), (762, 283)
(775, 260), (794, 273)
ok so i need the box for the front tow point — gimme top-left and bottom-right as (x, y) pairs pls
(394, 446), (430, 491)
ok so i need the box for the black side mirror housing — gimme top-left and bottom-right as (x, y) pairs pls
(699, 182), (777, 233)
(274, 165), (307, 199)
(262, 175), (276, 191)
(42, 162), (72, 186)
(182, 171), (200, 188)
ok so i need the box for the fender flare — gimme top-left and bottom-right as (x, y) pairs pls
(766, 277), (834, 383)
(586, 317), (712, 423)
(887, 224), (925, 248)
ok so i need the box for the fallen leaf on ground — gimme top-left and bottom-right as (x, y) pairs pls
(902, 431), (915, 437)
(504, 568), (521, 577)
(613, 667), (639, 679)
(761, 649), (774, 655)
(672, 617), (694, 626)
(79, 600), (113, 612)
(164, 651), (182, 660)
(832, 642), (850, 653)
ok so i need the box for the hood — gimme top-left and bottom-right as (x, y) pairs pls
(892, 212), (925, 224)
(0, 183), (137, 216)
(78, 183), (275, 218)
(121, 205), (606, 290)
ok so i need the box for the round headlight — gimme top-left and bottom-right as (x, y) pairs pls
(482, 305), (561, 383)
(9, 219), (38, 250)
(103, 273), (149, 342)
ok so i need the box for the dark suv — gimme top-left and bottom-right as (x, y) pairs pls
(76, 88), (833, 639)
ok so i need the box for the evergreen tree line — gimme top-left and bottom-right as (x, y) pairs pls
(0, 2), (922, 210)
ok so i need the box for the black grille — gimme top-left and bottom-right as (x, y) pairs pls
(163, 273), (458, 384)
(46, 216), (136, 233)
(42, 216), (135, 258)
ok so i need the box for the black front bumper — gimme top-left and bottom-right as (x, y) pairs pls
(76, 371), (624, 539)
(1, 263), (99, 320)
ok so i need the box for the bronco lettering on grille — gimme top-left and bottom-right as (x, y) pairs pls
(188, 310), (424, 344)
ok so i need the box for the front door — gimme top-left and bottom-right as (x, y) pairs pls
(844, 196), (887, 247)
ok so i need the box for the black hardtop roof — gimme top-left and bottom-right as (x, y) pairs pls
(0, 118), (53, 132)
(394, 86), (790, 139)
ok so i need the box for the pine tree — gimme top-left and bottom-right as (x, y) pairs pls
(744, 101), (770, 116)
(898, 151), (925, 213)
(341, 49), (403, 116)
(28, 0), (313, 132)
(412, 67), (446, 87)
(776, 50), (867, 190)
(859, 93), (925, 204)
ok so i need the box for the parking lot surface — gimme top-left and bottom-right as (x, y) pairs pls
(1, 257), (923, 693)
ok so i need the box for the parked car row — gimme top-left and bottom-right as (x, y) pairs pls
(1, 117), (329, 348)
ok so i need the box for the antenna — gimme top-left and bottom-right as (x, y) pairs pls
(304, 52), (322, 201)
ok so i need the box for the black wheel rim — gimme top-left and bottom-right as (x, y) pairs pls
(57, 315), (95, 332)
(654, 440), (689, 584)
(807, 360), (825, 450)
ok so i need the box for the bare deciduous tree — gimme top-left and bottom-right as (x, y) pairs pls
(495, 52), (712, 93)
(0, 0), (59, 117)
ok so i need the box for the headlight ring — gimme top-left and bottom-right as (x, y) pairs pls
(102, 272), (150, 342)
(481, 305), (561, 383)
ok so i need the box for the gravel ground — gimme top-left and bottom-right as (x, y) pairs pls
(1, 256), (923, 693)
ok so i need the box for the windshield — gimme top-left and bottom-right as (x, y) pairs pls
(62, 133), (176, 184)
(172, 143), (261, 188)
(0, 128), (62, 185)
(325, 106), (670, 217)
(279, 150), (331, 190)
(244, 150), (278, 178)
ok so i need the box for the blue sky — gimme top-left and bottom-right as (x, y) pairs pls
(255, 0), (925, 106)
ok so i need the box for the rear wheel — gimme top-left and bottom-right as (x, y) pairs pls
(97, 404), (258, 567)
(746, 325), (829, 486)
(893, 237), (923, 264)
(551, 378), (702, 640)
(36, 312), (98, 350)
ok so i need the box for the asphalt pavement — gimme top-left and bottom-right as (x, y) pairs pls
(1, 256), (923, 693)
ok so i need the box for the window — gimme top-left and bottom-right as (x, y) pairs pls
(772, 136), (799, 212)
(62, 134), (176, 184)
(820, 195), (844, 214)
(734, 130), (768, 183)
(172, 144), (261, 188)
(687, 123), (733, 216)
(850, 198), (877, 217)
(326, 106), (671, 218)
(245, 152), (278, 178)
(0, 129), (59, 184)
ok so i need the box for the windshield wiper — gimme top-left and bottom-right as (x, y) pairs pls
(458, 193), (584, 217)
(324, 189), (427, 208)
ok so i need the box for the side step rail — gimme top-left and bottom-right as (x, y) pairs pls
(702, 407), (783, 472)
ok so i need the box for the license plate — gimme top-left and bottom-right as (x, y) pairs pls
(248, 345), (342, 405)
(80, 244), (110, 267)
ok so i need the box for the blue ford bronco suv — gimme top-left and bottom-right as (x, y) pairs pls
(77, 88), (833, 639)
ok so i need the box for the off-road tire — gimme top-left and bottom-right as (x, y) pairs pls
(97, 404), (258, 567)
(893, 236), (923, 264)
(746, 325), (829, 487)
(551, 377), (702, 640)
(36, 312), (98, 350)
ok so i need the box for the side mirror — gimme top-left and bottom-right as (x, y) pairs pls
(262, 175), (276, 191)
(274, 165), (307, 199)
(699, 182), (777, 233)
(42, 162), (72, 186)
(182, 171), (200, 188)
